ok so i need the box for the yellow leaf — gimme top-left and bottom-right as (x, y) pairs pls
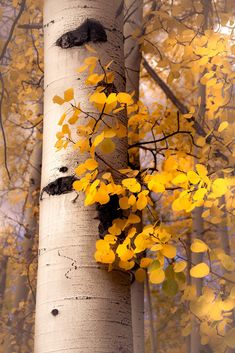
(119, 197), (130, 210)
(140, 258), (153, 268)
(212, 178), (228, 197)
(90, 92), (106, 111)
(127, 227), (137, 238)
(172, 194), (192, 212)
(128, 194), (136, 206)
(104, 129), (116, 138)
(164, 156), (178, 171)
(62, 124), (70, 137)
(193, 188), (207, 201)
(99, 139), (115, 154)
(135, 268), (146, 282)
(68, 111), (80, 124)
(149, 268), (165, 284)
(173, 261), (187, 273)
(58, 113), (67, 126)
(127, 213), (141, 225)
(150, 244), (163, 251)
(53, 95), (65, 105)
(117, 92), (134, 105)
(104, 234), (117, 244)
(196, 136), (206, 147)
(147, 175), (165, 193)
(94, 243), (115, 264)
(161, 244), (176, 259)
(196, 164), (208, 177)
(86, 73), (104, 85)
(190, 263), (209, 278)
(187, 171), (201, 184)
(117, 244), (134, 261)
(64, 88), (74, 102)
(94, 188), (110, 204)
(85, 158), (98, 170)
(219, 253), (235, 271)
(136, 193), (148, 210)
(108, 222), (122, 236)
(119, 260), (135, 270)
(172, 173), (188, 185)
(218, 121), (229, 132)
(77, 64), (88, 73)
(75, 164), (87, 176)
(93, 132), (105, 147)
(122, 178), (141, 193)
(191, 239), (208, 253)
(113, 106), (125, 114)
(104, 93), (117, 113)
(55, 139), (64, 150)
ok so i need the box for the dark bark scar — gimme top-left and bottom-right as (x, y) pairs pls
(56, 18), (107, 49)
(40, 175), (77, 200)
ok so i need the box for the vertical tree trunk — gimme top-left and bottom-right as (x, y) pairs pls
(4, 141), (41, 353)
(0, 255), (8, 314)
(124, 2), (144, 353)
(34, 2), (133, 353)
(190, 3), (212, 351)
(190, 208), (203, 353)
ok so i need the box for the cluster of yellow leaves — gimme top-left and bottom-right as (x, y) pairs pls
(141, 2), (235, 351)
(181, 285), (235, 349)
(53, 50), (234, 288)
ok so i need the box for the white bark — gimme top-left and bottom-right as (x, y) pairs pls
(34, 2), (133, 353)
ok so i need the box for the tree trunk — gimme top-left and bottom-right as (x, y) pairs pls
(124, 2), (144, 353)
(4, 141), (41, 353)
(34, 2), (133, 353)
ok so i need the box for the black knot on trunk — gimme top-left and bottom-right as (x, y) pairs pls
(56, 18), (107, 49)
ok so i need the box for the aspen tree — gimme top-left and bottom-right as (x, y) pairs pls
(34, 1), (133, 353)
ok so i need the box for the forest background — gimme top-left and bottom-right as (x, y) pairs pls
(0, 1), (235, 353)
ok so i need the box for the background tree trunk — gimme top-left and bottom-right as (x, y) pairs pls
(124, 2), (144, 353)
(4, 141), (41, 353)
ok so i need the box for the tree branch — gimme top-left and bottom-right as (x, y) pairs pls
(0, 73), (10, 179)
(18, 23), (43, 30)
(142, 57), (207, 138)
(0, 0), (26, 62)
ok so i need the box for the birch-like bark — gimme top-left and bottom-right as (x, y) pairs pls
(124, 2), (144, 353)
(34, 2), (133, 353)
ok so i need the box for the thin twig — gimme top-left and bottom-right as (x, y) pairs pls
(0, 73), (10, 179)
(0, 0), (26, 62)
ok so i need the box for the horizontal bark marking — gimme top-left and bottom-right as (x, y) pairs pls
(59, 166), (68, 173)
(56, 18), (107, 49)
(40, 175), (77, 200)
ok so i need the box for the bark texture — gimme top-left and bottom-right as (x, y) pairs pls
(124, 2), (144, 353)
(34, 1), (133, 353)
